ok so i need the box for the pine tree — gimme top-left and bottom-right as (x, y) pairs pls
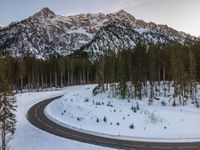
(0, 57), (17, 150)
(96, 57), (105, 93)
(188, 48), (197, 105)
(58, 58), (65, 88)
(148, 45), (157, 104)
(0, 95), (17, 150)
(170, 46), (179, 106)
(109, 52), (117, 97)
(132, 44), (147, 100)
(170, 44), (187, 105)
(117, 50), (127, 99)
(160, 47), (169, 97)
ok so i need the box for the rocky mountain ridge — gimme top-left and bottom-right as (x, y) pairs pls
(0, 7), (197, 59)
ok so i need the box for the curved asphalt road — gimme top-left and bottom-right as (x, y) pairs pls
(27, 96), (200, 150)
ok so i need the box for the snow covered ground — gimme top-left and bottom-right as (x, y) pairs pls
(10, 89), (114, 150)
(10, 83), (200, 150)
(46, 84), (200, 142)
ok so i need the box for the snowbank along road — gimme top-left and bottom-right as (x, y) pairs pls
(27, 96), (200, 150)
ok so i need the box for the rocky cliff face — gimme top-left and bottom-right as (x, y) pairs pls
(0, 8), (197, 60)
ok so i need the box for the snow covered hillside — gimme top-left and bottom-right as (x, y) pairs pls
(11, 89), (114, 150)
(0, 8), (197, 60)
(46, 84), (200, 142)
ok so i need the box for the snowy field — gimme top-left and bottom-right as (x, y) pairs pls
(46, 84), (200, 142)
(9, 84), (200, 150)
(10, 89), (114, 150)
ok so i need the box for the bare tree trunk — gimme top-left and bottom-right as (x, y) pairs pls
(37, 74), (39, 90)
(163, 67), (166, 97)
(54, 71), (57, 88)
(20, 74), (23, 93)
(149, 81), (154, 105)
(83, 66), (86, 84)
(45, 72), (47, 88)
(79, 71), (82, 84)
(67, 71), (70, 86)
(158, 65), (161, 96)
(60, 72), (63, 88)
(50, 73), (52, 88)
(28, 73), (31, 92)
(41, 72), (44, 89)
(168, 81), (170, 94)
(144, 69), (148, 97)
(87, 68), (89, 83)
(71, 71), (73, 85)
(31, 71), (34, 91)
(63, 72), (66, 87)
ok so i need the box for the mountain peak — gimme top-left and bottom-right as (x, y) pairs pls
(34, 7), (56, 19)
(116, 10), (129, 14)
(114, 10), (136, 21)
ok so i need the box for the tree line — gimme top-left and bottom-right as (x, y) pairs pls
(0, 55), (96, 92)
(0, 42), (200, 96)
(95, 42), (200, 107)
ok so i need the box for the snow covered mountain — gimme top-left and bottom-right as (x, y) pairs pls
(0, 8), (197, 59)
(0, 25), (3, 30)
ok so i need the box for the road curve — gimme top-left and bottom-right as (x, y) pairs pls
(27, 96), (200, 150)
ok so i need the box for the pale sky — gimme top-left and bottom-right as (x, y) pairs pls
(0, 0), (200, 36)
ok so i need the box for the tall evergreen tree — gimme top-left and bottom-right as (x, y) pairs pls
(117, 50), (127, 99)
(0, 57), (17, 150)
(148, 45), (157, 104)
(58, 58), (65, 88)
(188, 48), (197, 105)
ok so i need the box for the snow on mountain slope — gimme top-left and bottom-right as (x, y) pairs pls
(0, 8), (197, 60)
(82, 11), (197, 59)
